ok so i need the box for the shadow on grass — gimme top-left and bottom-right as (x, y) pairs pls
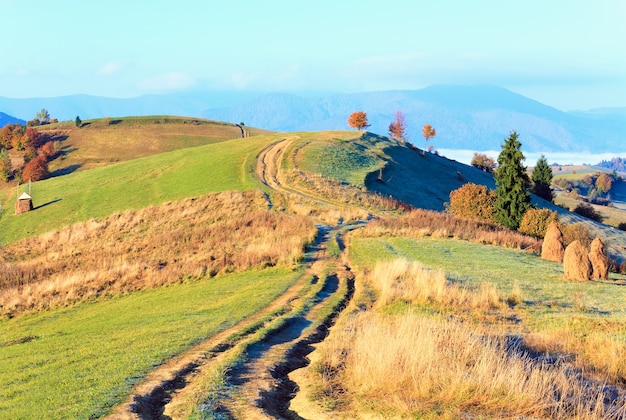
(49, 164), (82, 178)
(33, 198), (62, 210)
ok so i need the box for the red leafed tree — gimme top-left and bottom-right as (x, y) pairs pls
(422, 124), (436, 153)
(388, 110), (407, 140)
(24, 127), (44, 149)
(21, 155), (49, 182)
(348, 111), (370, 131)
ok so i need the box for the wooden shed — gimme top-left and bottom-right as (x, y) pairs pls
(15, 192), (33, 215)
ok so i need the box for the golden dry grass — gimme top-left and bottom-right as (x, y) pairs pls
(0, 190), (316, 318)
(357, 208), (542, 251)
(312, 259), (626, 419)
(367, 258), (502, 310)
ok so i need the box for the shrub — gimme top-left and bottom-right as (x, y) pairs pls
(518, 208), (558, 238)
(573, 202), (602, 222)
(561, 223), (592, 248)
(470, 152), (497, 173)
(446, 183), (496, 223)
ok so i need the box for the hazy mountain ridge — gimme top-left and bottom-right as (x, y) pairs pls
(0, 111), (25, 127)
(1, 85), (624, 153)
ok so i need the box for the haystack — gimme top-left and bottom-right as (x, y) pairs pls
(541, 222), (564, 263)
(563, 240), (591, 281)
(589, 237), (609, 280)
(15, 192), (33, 215)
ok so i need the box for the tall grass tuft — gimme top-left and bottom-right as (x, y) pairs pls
(367, 259), (503, 310)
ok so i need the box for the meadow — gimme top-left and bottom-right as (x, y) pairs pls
(2, 120), (626, 418)
(0, 267), (301, 419)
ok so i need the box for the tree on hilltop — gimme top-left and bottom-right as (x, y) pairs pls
(471, 152), (497, 173)
(388, 110), (407, 140)
(531, 154), (553, 202)
(36, 108), (51, 125)
(421, 124), (436, 154)
(494, 130), (530, 229)
(348, 111), (370, 131)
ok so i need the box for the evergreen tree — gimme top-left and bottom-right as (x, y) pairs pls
(494, 131), (530, 229)
(75, 115), (82, 128)
(531, 154), (553, 202)
(0, 148), (11, 182)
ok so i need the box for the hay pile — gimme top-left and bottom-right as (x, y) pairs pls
(589, 237), (609, 280)
(541, 222), (564, 263)
(563, 240), (591, 281)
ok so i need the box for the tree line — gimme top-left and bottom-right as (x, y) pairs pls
(0, 108), (58, 183)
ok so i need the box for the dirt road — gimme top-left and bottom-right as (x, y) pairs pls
(107, 138), (361, 419)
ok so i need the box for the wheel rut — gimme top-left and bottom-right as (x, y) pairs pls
(108, 138), (365, 419)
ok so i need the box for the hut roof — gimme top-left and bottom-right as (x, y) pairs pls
(17, 192), (32, 200)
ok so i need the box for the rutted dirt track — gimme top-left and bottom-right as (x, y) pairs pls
(107, 139), (360, 419)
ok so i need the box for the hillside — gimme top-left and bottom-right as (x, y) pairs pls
(34, 115), (270, 175)
(2, 124), (626, 418)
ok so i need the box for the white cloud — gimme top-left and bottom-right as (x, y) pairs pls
(137, 72), (196, 91)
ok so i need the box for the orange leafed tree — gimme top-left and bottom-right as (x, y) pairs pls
(388, 110), (407, 140)
(348, 111), (370, 131)
(21, 155), (49, 182)
(422, 124), (436, 153)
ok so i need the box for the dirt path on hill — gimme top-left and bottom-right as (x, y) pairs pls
(106, 137), (364, 419)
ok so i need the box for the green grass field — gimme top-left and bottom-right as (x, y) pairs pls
(0, 267), (301, 419)
(0, 134), (274, 244)
(349, 235), (626, 331)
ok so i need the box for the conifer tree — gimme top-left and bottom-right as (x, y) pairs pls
(0, 148), (11, 182)
(531, 154), (553, 202)
(494, 131), (530, 229)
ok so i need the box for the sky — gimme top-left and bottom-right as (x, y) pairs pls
(0, 0), (624, 111)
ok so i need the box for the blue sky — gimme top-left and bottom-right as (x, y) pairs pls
(0, 0), (624, 110)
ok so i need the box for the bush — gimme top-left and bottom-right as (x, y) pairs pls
(561, 222), (592, 248)
(446, 183), (496, 223)
(21, 155), (49, 182)
(518, 208), (559, 238)
(573, 202), (602, 222)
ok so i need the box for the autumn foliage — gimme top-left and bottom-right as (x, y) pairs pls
(471, 153), (497, 173)
(517, 208), (558, 239)
(422, 124), (436, 152)
(21, 155), (49, 182)
(388, 110), (407, 139)
(348, 111), (370, 131)
(446, 182), (496, 223)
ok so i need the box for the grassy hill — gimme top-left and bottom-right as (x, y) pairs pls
(37, 115), (270, 175)
(2, 122), (626, 418)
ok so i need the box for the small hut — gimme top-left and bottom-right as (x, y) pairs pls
(15, 192), (33, 215)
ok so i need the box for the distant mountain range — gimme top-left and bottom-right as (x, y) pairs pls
(1, 85), (624, 154)
(0, 111), (25, 127)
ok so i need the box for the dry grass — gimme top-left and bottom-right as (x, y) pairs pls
(367, 258), (502, 310)
(322, 312), (621, 419)
(285, 170), (413, 214)
(313, 259), (626, 418)
(0, 190), (316, 318)
(357, 208), (542, 252)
